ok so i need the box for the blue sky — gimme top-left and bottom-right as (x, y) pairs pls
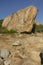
(0, 0), (43, 23)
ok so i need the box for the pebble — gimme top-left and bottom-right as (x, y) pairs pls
(12, 40), (22, 46)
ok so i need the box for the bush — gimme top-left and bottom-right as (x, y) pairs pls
(0, 19), (3, 28)
(9, 29), (18, 33)
(0, 19), (18, 33)
(2, 27), (9, 33)
(35, 24), (43, 32)
(1, 28), (18, 34)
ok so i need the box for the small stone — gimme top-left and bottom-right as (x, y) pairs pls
(18, 54), (27, 59)
(15, 51), (27, 59)
(12, 40), (22, 46)
(4, 60), (11, 65)
(0, 58), (4, 65)
(0, 48), (10, 59)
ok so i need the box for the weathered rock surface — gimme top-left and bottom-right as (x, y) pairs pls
(0, 58), (4, 65)
(0, 48), (10, 59)
(0, 33), (43, 65)
(21, 58), (40, 65)
(2, 5), (38, 32)
(4, 60), (11, 65)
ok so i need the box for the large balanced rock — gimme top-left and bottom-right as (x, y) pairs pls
(2, 5), (38, 32)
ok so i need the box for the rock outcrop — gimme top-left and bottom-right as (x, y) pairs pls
(0, 33), (43, 65)
(2, 5), (38, 32)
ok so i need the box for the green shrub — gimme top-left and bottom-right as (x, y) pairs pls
(35, 24), (43, 32)
(9, 29), (18, 33)
(1, 27), (18, 34)
(2, 27), (9, 33)
(0, 19), (3, 28)
(0, 19), (18, 33)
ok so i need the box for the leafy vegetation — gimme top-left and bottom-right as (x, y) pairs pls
(0, 19), (18, 34)
(0, 19), (3, 28)
(35, 24), (43, 32)
(1, 28), (18, 34)
(9, 29), (18, 33)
